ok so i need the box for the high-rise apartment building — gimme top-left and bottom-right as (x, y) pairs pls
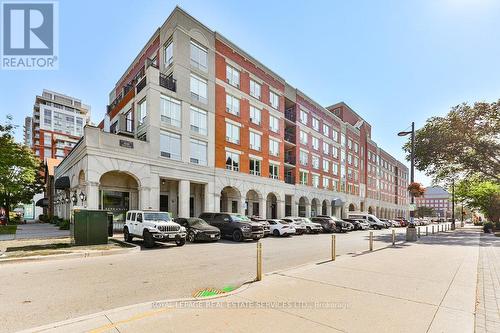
(24, 89), (90, 161)
(54, 7), (408, 227)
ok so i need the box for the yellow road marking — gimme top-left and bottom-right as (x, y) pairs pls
(87, 308), (171, 333)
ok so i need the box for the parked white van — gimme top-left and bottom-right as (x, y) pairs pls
(347, 212), (386, 230)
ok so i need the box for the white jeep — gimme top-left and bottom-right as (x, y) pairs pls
(124, 210), (186, 248)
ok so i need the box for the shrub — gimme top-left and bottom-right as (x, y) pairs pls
(483, 222), (493, 233)
(0, 225), (17, 234)
(59, 219), (70, 230)
(495, 222), (500, 230)
(38, 214), (49, 223)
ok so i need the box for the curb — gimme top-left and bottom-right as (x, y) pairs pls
(0, 239), (140, 265)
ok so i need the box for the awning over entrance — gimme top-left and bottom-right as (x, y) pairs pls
(35, 198), (49, 207)
(332, 198), (344, 207)
(54, 176), (70, 190)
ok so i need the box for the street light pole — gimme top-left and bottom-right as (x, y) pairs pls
(451, 179), (455, 229)
(409, 122), (415, 227)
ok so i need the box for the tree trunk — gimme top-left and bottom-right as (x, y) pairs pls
(5, 194), (10, 224)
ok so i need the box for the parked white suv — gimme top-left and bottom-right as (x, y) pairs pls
(124, 210), (186, 248)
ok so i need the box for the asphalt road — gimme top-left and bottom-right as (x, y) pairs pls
(0, 226), (439, 332)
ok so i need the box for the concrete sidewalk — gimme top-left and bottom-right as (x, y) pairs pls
(21, 226), (491, 333)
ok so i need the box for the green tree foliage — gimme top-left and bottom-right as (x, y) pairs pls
(416, 206), (435, 218)
(455, 177), (500, 223)
(404, 100), (500, 182)
(0, 116), (44, 223)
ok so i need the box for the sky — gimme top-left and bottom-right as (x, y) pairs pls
(1, 0), (499, 186)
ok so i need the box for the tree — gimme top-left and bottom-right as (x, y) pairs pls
(404, 100), (500, 183)
(416, 206), (435, 218)
(0, 116), (44, 223)
(455, 177), (500, 223)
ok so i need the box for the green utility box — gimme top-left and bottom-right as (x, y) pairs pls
(71, 208), (109, 246)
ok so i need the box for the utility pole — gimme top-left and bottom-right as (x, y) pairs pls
(451, 179), (455, 230)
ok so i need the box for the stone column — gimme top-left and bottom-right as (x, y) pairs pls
(277, 200), (286, 219)
(291, 196), (298, 217)
(259, 196), (266, 218)
(204, 182), (215, 213)
(239, 198), (246, 215)
(86, 182), (100, 210)
(305, 202), (311, 218)
(178, 180), (190, 217)
(149, 174), (160, 211)
(325, 202), (332, 216)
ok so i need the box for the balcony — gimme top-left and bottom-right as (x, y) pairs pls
(136, 77), (146, 94)
(285, 107), (296, 123)
(285, 174), (295, 185)
(160, 73), (177, 92)
(284, 132), (296, 145)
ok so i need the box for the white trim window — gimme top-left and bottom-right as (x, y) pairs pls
(300, 130), (308, 145)
(138, 98), (147, 124)
(312, 155), (320, 169)
(323, 159), (330, 173)
(312, 117), (320, 131)
(300, 150), (309, 166)
(160, 131), (181, 160)
(354, 142), (359, 153)
(269, 115), (279, 133)
(323, 142), (329, 155)
(225, 151), (240, 171)
(332, 146), (339, 159)
(226, 65), (240, 88)
(249, 158), (261, 176)
(190, 40), (207, 71)
(190, 74), (208, 103)
(125, 110), (133, 132)
(322, 177), (329, 189)
(250, 80), (261, 100)
(341, 133), (346, 147)
(249, 105), (261, 125)
(300, 110), (308, 125)
(226, 122), (240, 144)
(300, 171), (308, 185)
(164, 40), (173, 66)
(323, 123), (330, 137)
(312, 136), (319, 150)
(190, 139), (207, 165)
(332, 129), (339, 142)
(190, 106), (207, 135)
(269, 163), (279, 180)
(269, 91), (279, 110)
(333, 163), (339, 176)
(312, 174), (320, 188)
(249, 131), (261, 151)
(226, 94), (240, 116)
(160, 95), (181, 127)
(269, 139), (279, 157)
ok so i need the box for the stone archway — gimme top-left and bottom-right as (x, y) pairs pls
(246, 189), (262, 217)
(321, 199), (329, 215)
(368, 206), (374, 215)
(221, 186), (242, 213)
(266, 192), (278, 219)
(348, 203), (356, 212)
(311, 198), (320, 217)
(298, 197), (309, 217)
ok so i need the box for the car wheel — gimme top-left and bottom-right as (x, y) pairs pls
(273, 229), (280, 237)
(176, 238), (186, 246)
(232, 229), (243, 242)
(187, 231), (196, 243)
(123, 227), (133, 242)
(306, 227), (311, 234)
(143, 230), (155, 248)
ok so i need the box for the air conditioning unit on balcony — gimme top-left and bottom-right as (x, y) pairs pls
(190, 158), (199, 164)
(161, 152), (171, 158)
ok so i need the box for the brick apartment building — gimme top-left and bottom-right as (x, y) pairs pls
(415, 186), (452, 218)
(53, 7), (408, 227)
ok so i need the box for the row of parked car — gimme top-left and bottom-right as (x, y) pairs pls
(122, 210), (413, 248)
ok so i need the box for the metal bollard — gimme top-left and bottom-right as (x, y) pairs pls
(256, 242), (262, 281)
(369, 231), (373, 251)
(426, 226), (428, 236)
(432, 225), (434, 234)
(392, 229), (395, 246)
(418, 227), (421, 238)
(331, 235), (336, 261)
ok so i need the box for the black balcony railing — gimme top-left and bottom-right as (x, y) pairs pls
(285, 107), (296, 122)
(136, 77), (146, 94)
(160, 73), (177, 92)
(284, 132), (296, 144)
(285, 175), (295, 184)
(285, 156), (296, 165)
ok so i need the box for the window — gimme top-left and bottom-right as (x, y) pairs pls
(300, 150), (308, 166)
(312, 136), (319, 150)
(341, 133), (346, 146)
(164, 40), (173, 66)
(138, 99), (147, 124)
(300, 131), (308, 145)
(348, 154), (353, 165)
(160, 131), (181, 160)
(250, 80), (261, 99)
(333, 163), (339, 176)
(160, 95), (181, 127)
(190, 41), (207, 71)
(323, 142), (329, 155)
(269, 163), (279, 179)
(348, 139), (353, 149)
(312, 174), (320, 188)
(43, 109), (51, 126)
(300, 110), (308, 125)
(44, 133), (52, 147)
(226, 122), (240, 144)
(341, 150), (346, 163)
(300, 171), (308, 185)
(249, 159), (261, 176)
(226, 94), (240, 116)
(125, 111), (133, 132)
(354, 157), (359, 167)
(249, 131), (261, 151)
(269, 91), (279, 109)
(226, 65), (240, 87)
(323, 124), (330, 137)
(312, 117), (319, 131)
(226, 151), (239, 171)
(269, 115), (279, 133)
(323, 159), (330, 172)
(190, 74), (207, 103)
(354, 143), (359, 153)
(190, 106), (207, 135)
(312, 155), (320, 169)
(332, 129), (339, 142)
(269, 139), (279, 156)
(323, 177), (329, 189)
(190, 139), (207, 165)
(249, 106), (261, 125)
